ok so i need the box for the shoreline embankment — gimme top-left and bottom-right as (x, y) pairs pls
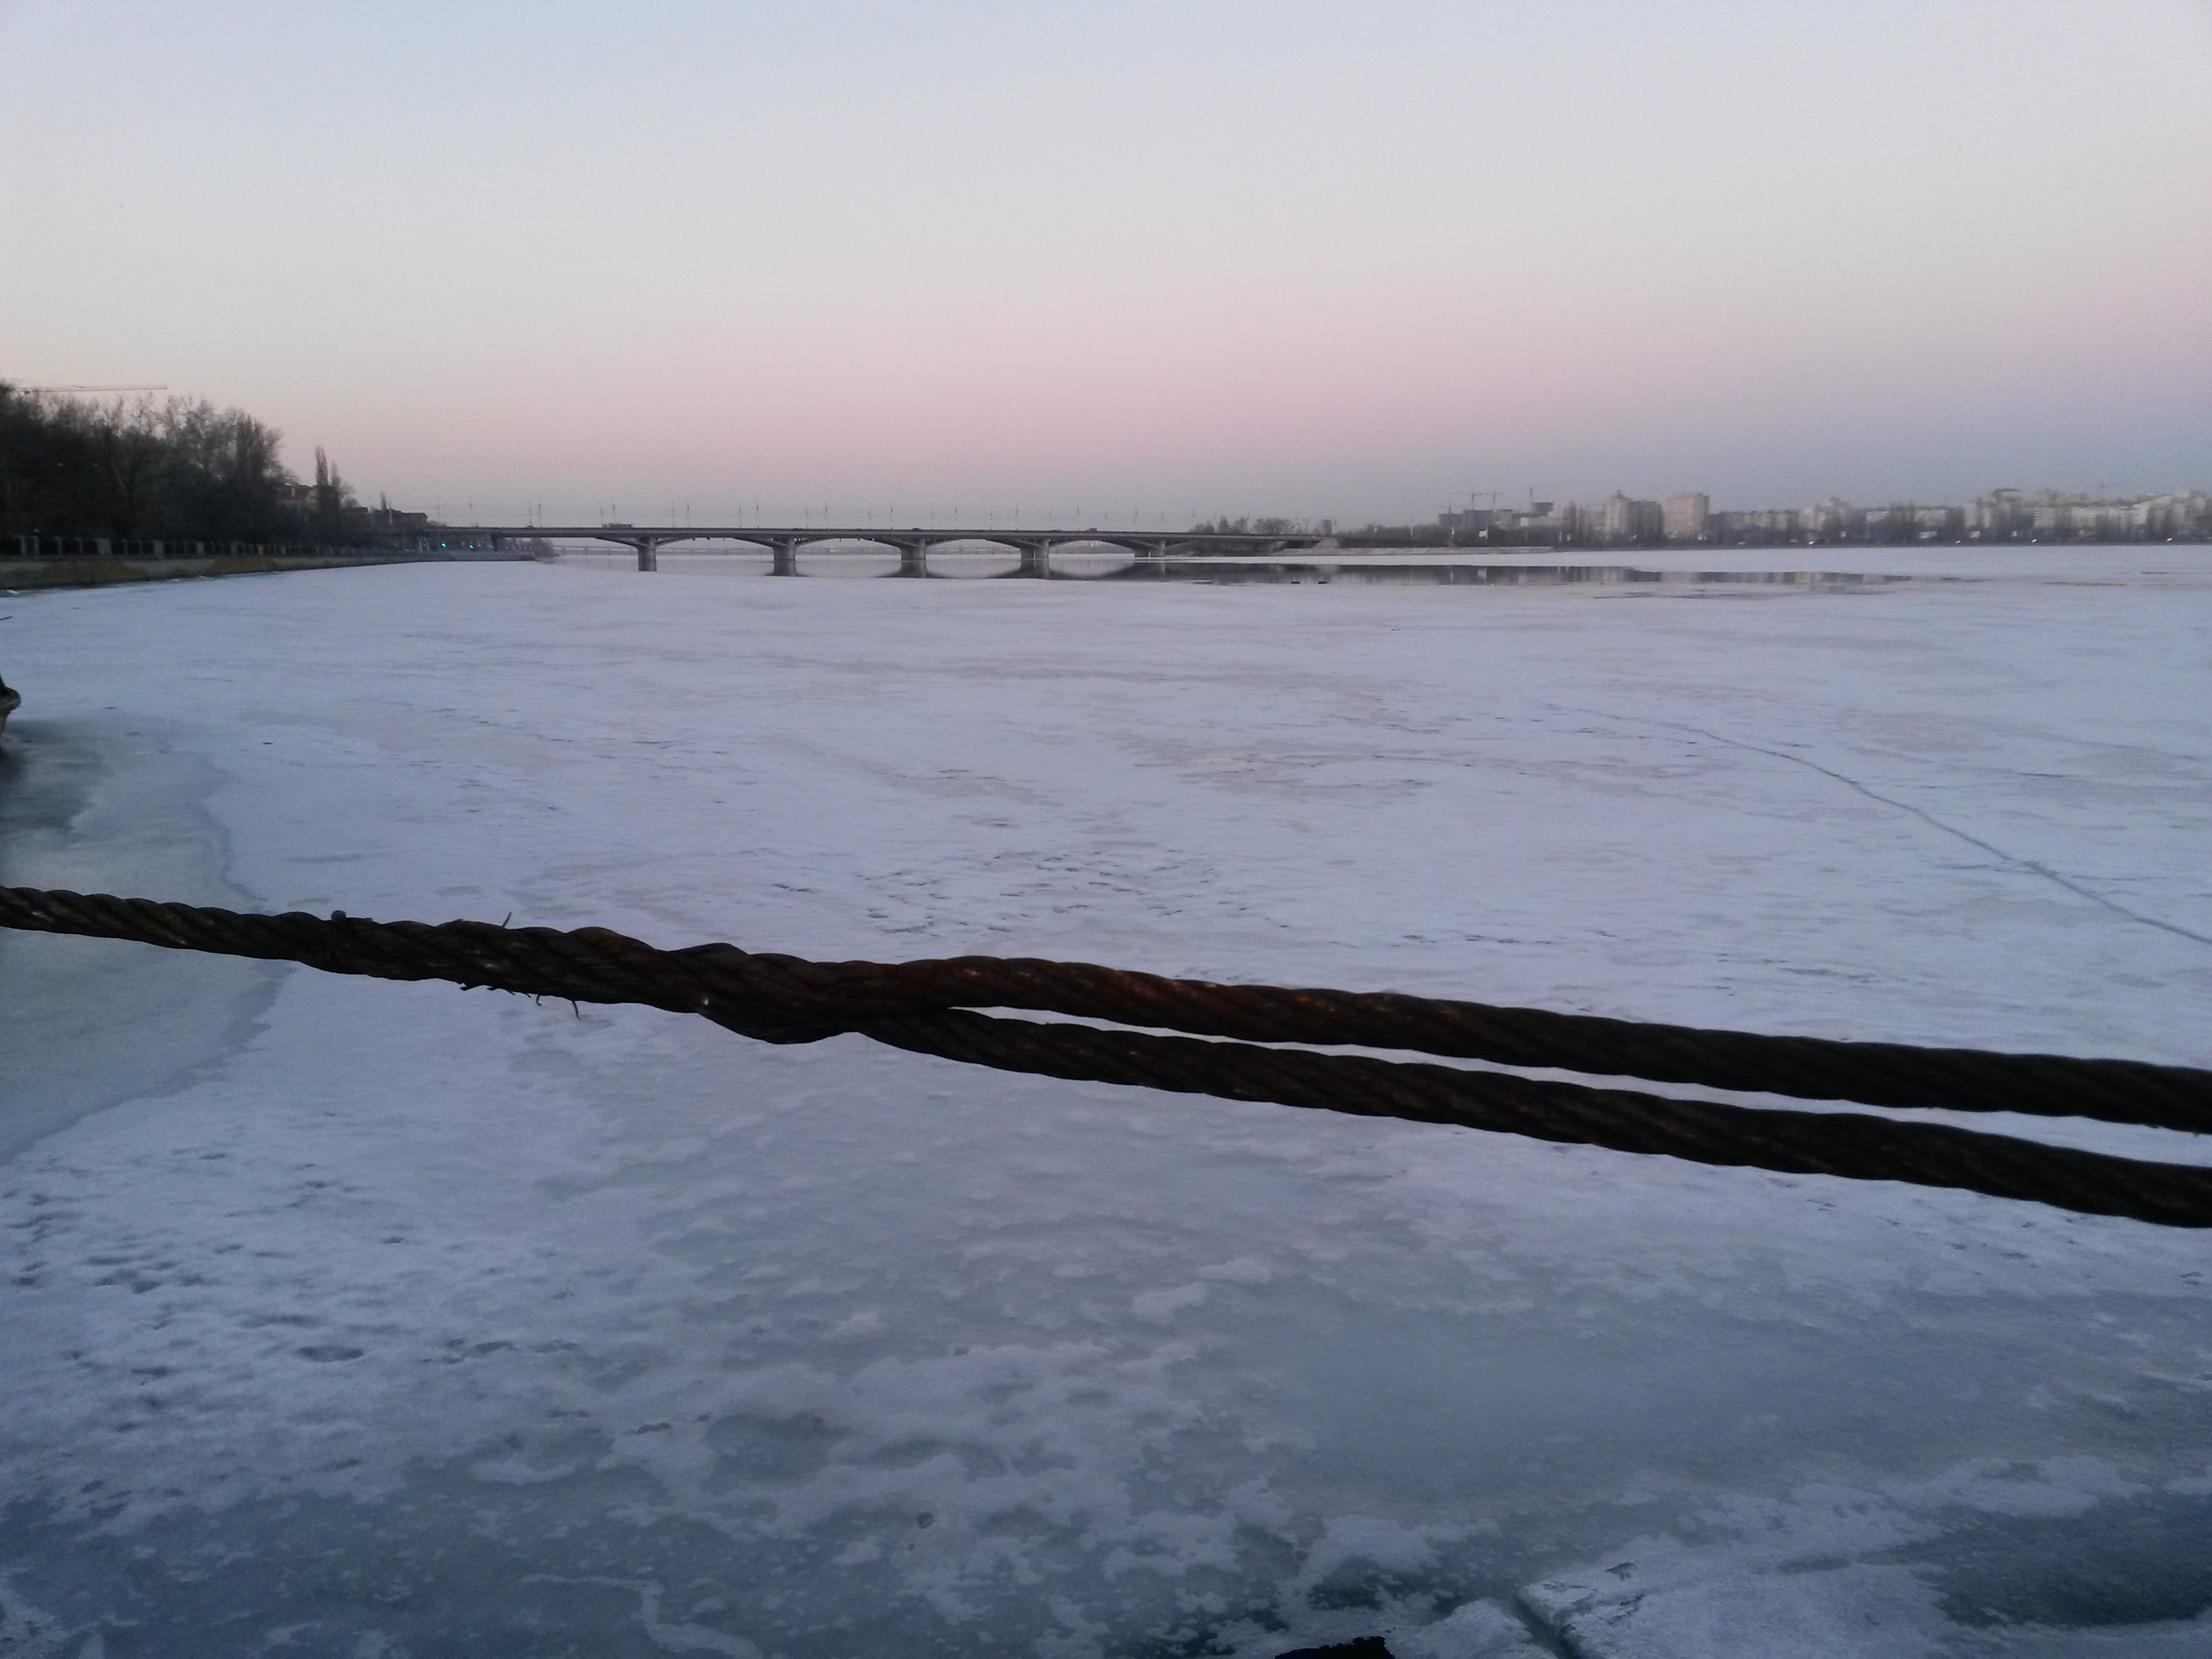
(0, 550), (482, 590)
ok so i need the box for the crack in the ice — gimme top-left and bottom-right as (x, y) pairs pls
(1560, 705), (2212, 951)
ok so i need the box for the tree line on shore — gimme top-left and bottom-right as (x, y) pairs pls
(0, 383), (377, 545)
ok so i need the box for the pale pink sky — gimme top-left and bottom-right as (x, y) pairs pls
(3, 0), (2207, 523)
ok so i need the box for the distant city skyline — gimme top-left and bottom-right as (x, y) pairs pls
(5, 373), (2203, 548)
(1431, 485), (2212, 546)
(4, 1), (2207, 523)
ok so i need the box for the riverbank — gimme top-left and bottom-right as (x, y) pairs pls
(0, 548), (454, 590)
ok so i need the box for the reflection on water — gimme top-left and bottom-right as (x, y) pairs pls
(551, 551), (1926, 589)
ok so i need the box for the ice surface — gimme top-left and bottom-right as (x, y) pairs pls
(1, 552), (2209, 1656)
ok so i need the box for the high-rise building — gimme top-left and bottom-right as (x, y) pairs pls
(1662, 493), (1710, 541)
(1599, 493), (1662, 541)
(1805, 498), (1853, 541)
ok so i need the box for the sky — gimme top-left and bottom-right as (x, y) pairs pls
(3, 0), (2209, 527)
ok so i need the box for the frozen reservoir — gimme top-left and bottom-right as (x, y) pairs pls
(1, 548), (2208, 1656)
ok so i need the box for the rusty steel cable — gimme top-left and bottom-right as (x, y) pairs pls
(3, 884), (2210, 1227)
(834, 1010), (2212, 1229)
(6, 884), (2207, 1128)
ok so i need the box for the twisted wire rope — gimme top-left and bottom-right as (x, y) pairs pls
(5, 885), (2209, 1227)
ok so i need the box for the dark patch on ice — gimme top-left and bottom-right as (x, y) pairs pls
(1305, 1572), (1389, 1610)
(1887, 1490), (2212, 1629)
(0, 1475), (1517, 1659)
(1120, 1621), (1257, 1657)
(298, 1344), (365, 1362)
(1108, 563), (1927, 592)
(705, 1408), (843, 1486)
(1277, 1640), (1393, 1659)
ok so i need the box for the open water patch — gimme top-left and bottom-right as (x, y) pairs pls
(1106, 562), (1928, 590)
(554, 551), (1933, 590)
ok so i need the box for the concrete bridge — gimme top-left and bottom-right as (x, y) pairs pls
(447, 526), (1327, 573)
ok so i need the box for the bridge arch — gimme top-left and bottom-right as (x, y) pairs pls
(1035, 535), (1164, 559)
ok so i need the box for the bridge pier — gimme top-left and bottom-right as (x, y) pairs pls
(770, 540), (800, 577)
(1018, 541), (1052, 578)
(897, 544), (930, 579)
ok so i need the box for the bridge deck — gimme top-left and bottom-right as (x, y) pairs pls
(432, 527), (1328, 569)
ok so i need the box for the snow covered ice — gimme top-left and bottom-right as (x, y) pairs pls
(1, 548), (2209, 1658)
